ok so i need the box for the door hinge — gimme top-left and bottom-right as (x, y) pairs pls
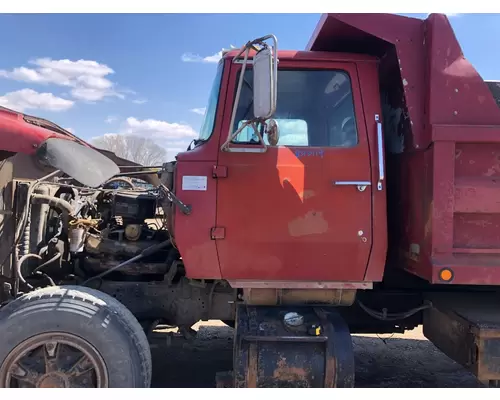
(211, 227), (226, 240)
(213, 165), (228, 178)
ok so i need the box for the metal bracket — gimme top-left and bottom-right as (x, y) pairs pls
(211, 227), (226, 240)
(220, 119), (268, 153)
(159, 183), (191, 215)
(221, 34), (278, 154)
(213, 165), (228, 178)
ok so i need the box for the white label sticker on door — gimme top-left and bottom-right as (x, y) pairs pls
(182, 175), (207, 191)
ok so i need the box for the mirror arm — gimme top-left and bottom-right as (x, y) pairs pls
(221, 119), (252, 151)
(222, 46), (252, 152)
(221, 119), (268, 153)
(231, 34), (277, 63)
(222, 34), (278, 153)
(250, 120), (268, 152)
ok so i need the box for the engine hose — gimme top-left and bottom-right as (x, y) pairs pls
(33, 271), (56, 286)
(3, 170), (61, 296)
(16, 253), (42, 287)
(30, 194), (74, 215)
(82, 240), (171, 286)
(32, 252), (61, 274)
(356, 299), (432, 322)
(20, 207), (31, 257)
(14, 170), (62, 244)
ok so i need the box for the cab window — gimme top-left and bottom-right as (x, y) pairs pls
(232, 69), (358, 148)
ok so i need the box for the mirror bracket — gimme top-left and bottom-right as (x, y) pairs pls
(221, 34), (278, 153)
(220, 119), (268, 153)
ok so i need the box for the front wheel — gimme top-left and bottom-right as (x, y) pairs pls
(0, 285), (152, 388)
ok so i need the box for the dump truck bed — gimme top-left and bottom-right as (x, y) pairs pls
(308, 14), (500, 286)
(487, 81), (500, 108)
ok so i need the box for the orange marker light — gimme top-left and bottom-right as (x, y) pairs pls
(439, 268), (454, 282)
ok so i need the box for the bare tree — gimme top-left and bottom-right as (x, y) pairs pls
(92, 134), (167, 166)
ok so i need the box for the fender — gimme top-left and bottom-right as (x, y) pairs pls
(0, 106), (78, 159)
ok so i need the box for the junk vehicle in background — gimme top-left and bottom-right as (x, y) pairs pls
(1, 13), (500, 388)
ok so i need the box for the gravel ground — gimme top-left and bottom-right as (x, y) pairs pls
(148, 320), (485, 388)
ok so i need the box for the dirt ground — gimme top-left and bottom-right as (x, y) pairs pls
(148, 320), (486, 388)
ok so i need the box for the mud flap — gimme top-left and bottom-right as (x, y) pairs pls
(229, 305), (355, 388)
(423, 292), (500, 385)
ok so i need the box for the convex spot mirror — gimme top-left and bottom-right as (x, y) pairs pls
(253, 46), (277, 120)
(266, 119), (280, 146)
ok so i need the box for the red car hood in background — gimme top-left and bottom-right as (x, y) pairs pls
(0, 106), (161, 186)
(0, 106), (79, 157)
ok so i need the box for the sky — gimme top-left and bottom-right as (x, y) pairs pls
(0, 13), (499, 161)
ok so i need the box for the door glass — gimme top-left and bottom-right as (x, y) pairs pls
(232, 69), (358, 148)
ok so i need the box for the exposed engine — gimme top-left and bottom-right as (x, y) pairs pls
(13, 166), (179, 289)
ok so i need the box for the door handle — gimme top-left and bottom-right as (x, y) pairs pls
(333, 181), (371, 192)
(375, 114), (385, 191)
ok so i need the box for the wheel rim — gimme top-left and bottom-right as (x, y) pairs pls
(0, 332), (109, 388)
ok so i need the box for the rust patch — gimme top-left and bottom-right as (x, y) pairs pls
(288, 210), (328, 237)
(324, 348), (336, 387)
(246, 343), (258, 388)
(272, 356), (309, 384)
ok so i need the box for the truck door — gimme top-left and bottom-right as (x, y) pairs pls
(215, 61), (373, 284)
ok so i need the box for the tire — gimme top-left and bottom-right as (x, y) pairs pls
(0, 285), (152, 388)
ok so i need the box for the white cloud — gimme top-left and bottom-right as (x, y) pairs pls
(122, 117), (197, 140)
(65, 127), (75, 133)
(132, 98), (148, 104)
(166, 147), (187, 161)
(0, 58), (124, 102)
(105, 115), (118, 124)
(93, 117), (198, 162)
(203, 51), (223, 63)
(190, 107), (206, 115)
(181, 50), (222, 64)
(0, 89), (74, 112)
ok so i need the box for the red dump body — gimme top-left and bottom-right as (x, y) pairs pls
(308, 13), (500, 285)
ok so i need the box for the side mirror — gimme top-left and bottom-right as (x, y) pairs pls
(253, 46), (277, 119)
(221, 34), (278, 153)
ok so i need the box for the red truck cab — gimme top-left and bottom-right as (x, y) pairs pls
(174, 49), (386, 288)
(173, 13), (500, 291)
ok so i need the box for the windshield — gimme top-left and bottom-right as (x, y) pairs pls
(198, 62), (224, 141)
